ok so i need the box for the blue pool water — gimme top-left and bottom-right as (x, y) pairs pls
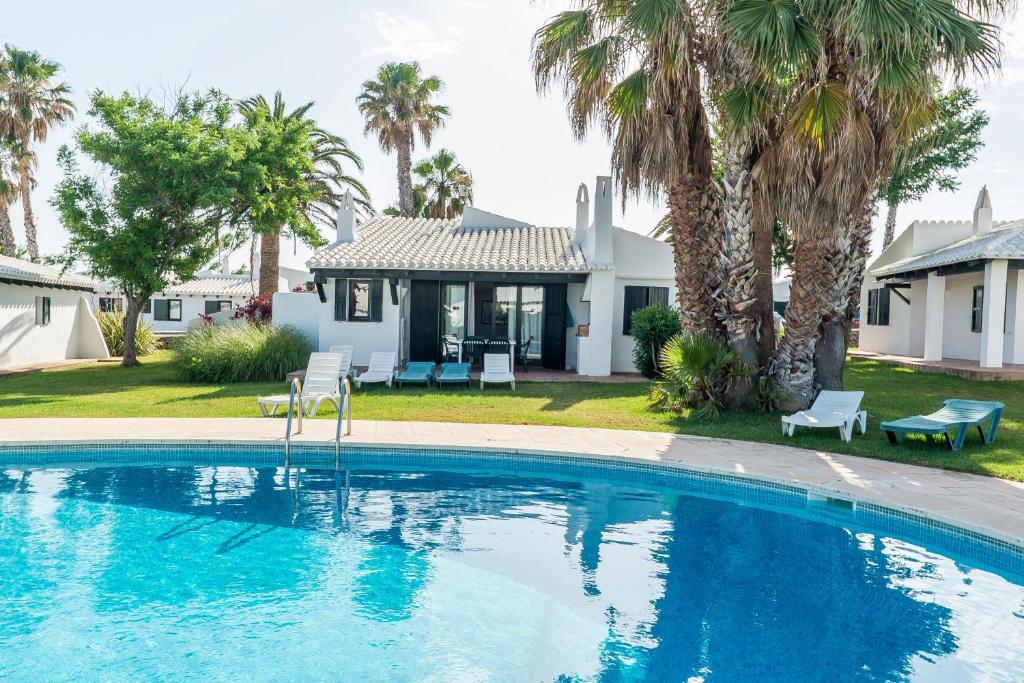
(1, 447), (1023, 682)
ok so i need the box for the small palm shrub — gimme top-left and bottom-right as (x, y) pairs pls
(174, 322), (311, 383)
(631, 304), (682, 378)
(649, 333), (753, 419)
(95, 311), (160, 357)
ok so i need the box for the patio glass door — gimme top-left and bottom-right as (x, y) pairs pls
(442, 283), (467, 340)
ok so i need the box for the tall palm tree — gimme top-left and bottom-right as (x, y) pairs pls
(719, 0), (1008, 408)
(0, 140), (18, 256)
(0, 46), (75, 262)
(357, 62), (450, 218)
(236, 93), (371, 297)
(533, 0), (723, 338)
(414, 148), (473, 218)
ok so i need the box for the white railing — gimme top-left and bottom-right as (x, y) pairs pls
(284, 376), (303, 466)
(335, 378), (352, 469)
(284, 375), (352, 469)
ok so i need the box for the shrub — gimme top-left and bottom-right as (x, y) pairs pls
(95, 311), (160, 357)
(630, 304), (682, 378)
(233, 295), (273, 323)
(648, 333), (753, 419)
(174, 322), (311, 383)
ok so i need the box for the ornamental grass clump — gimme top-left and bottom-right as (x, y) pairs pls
(96, 311), (159, 357)
(174, 322), (311, 383)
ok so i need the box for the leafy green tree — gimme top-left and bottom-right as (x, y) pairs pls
(0, 45), (75, 262)
(52, 89), (245, 366)
(234, 92), (371, 297)
(879, 87), (988, 247)
(357, 62), (449, 217)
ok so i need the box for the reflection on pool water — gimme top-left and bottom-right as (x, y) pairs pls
(1, 452), (1022, 682)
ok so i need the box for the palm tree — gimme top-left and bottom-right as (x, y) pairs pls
(0, 139), (18, 256)
(414, 148), (473, 218)
(236, 93), (371, 298)
(719, 0), (1008, 408)
(357, 62), (450, 217)
(533, 0), (723, 338)
(0, 46), (75, 262)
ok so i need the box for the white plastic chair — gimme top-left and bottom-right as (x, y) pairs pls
(354, 351), (396, 388)
(480, 353), (515, 390)
(257, 352), (343, 417)
(328, 344), (354, 380)
(781, 390), (867, 442)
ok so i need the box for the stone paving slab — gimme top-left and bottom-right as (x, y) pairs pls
(0, 417), (1021, 547)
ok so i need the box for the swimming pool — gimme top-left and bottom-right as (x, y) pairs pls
(2, 444), (1022, 681)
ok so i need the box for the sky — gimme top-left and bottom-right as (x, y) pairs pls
(3, 1), (1023, 272)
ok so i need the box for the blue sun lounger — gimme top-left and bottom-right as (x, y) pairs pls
(435, 362), (472, 388)
(880, 399), (1005, 452)
(395, 362), (436, 388)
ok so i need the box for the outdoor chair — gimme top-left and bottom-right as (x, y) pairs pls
(881, 399), (1004, 451)
(486, 337), (511, 357)
(441, 335), (460, 363)
(480, 353), (516, 390)
(516, 336), (534, 373)
(781, 390), (867, 443)
(258, 352), (343, 417)
(461, 336), (486, 366)
(354, 352), (396, 388)
(328, 344), (354, 381)
(436, 362), (472, 388)
(396, 362), (436, 388)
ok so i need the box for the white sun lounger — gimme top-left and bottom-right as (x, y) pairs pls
(328, 344), (354, 380)
(258, 352), (343, 417)
(480, 353), (515, 390)
(781, 390), (867, 443)
(354, 351), (396, 388)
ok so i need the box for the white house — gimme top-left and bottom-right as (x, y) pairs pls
(275, 176), (677, 375)
(0, 255), (109, 370)
(92, 260), (307, 334)
(860, 187), (1024, 368)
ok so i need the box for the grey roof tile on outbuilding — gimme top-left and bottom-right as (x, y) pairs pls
(872, 220), (1024, 278)
(96, 275), (259, 297)
(307, 216), (593, 273)
(0, 254), (97, 290)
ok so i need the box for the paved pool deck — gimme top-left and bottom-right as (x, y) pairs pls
(1, 417), (1022, 547)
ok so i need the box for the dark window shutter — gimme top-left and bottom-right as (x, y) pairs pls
(878, 288), (891, 326)
(143, 300), (152, 314)
(623, 286), (646, 334)
(867, 290), (878, 325)
(334, 279), (346, 321)
(154, 299), (169, 321)
(370, 279), (384, 322)
(650, 287), (669, 307)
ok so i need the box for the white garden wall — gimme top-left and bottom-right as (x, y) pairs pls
(0, 287), (109, 369)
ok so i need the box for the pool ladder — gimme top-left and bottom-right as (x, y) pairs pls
(283, 375), (352, 469)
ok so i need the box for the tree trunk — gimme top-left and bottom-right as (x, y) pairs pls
(18, 156), (38, 262)
(667, 174), (723, 339)
(397, 128), (414, 217)
(122, 295), (146, 367)
(882, 202), (898, 249)
(813, 197), (877, 391)
(719, 133), (760, 404)
(259, 230), (280, 299)
(0, 203), (15, 257)
(751, 181), (776, 369)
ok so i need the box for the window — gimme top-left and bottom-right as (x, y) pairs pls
(335, 279), (383, 322)
(204, 300), (232, 315)
(866, 288), (890, 326)
(35, 297), (50, 326)
(971, 286), (984, 333)
(622, 285), (670, 334)
(143, 300), (152, 314)
(154, 298), (182, 321)
(98, 297), (122, 313)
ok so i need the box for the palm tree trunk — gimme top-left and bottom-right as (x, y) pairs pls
(259, 230), (280, 299)
(813, 198), (877, 390)
(720, 134), (761, 404)
(0, 203), (15, 257)
(122, 295), (146, 367)
(397, 128), (414, 217)
(751, 181), (776, 368)
(18, 156), (38, 262)
(667, 174), (723, 338)
(882, 202), (898, 248)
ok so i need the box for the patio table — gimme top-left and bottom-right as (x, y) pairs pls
(458, 339), (516, 367)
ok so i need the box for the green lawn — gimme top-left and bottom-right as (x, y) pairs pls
(1, 352), (1021, 481)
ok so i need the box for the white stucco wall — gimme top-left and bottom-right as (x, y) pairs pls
(940, 272), (985, 361)
(316, 278), (402, 368)
(0, 286), (108, 369)
(272, 291), (321, 348)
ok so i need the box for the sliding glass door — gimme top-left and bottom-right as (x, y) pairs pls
(519, 286), (543, 360)
(442, 283), (467, 339)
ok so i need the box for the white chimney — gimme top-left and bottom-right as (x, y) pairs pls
(336, 190), (356, 243)
(573, 183), (590, 245)
(592, 176), (614, 264)
(220, 254), (231, 275)
(973, 186), (993, 236)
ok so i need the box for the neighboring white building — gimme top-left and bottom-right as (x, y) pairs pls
(0, 255), (109, 370)
(860, 187), (1024, 368)
(275, 176), (677, 375)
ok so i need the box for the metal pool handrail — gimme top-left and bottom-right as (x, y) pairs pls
(284, 376), (303, 466)
(335, 377), (352, 468)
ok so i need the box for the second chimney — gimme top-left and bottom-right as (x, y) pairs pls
(336, 190), (356, 243)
